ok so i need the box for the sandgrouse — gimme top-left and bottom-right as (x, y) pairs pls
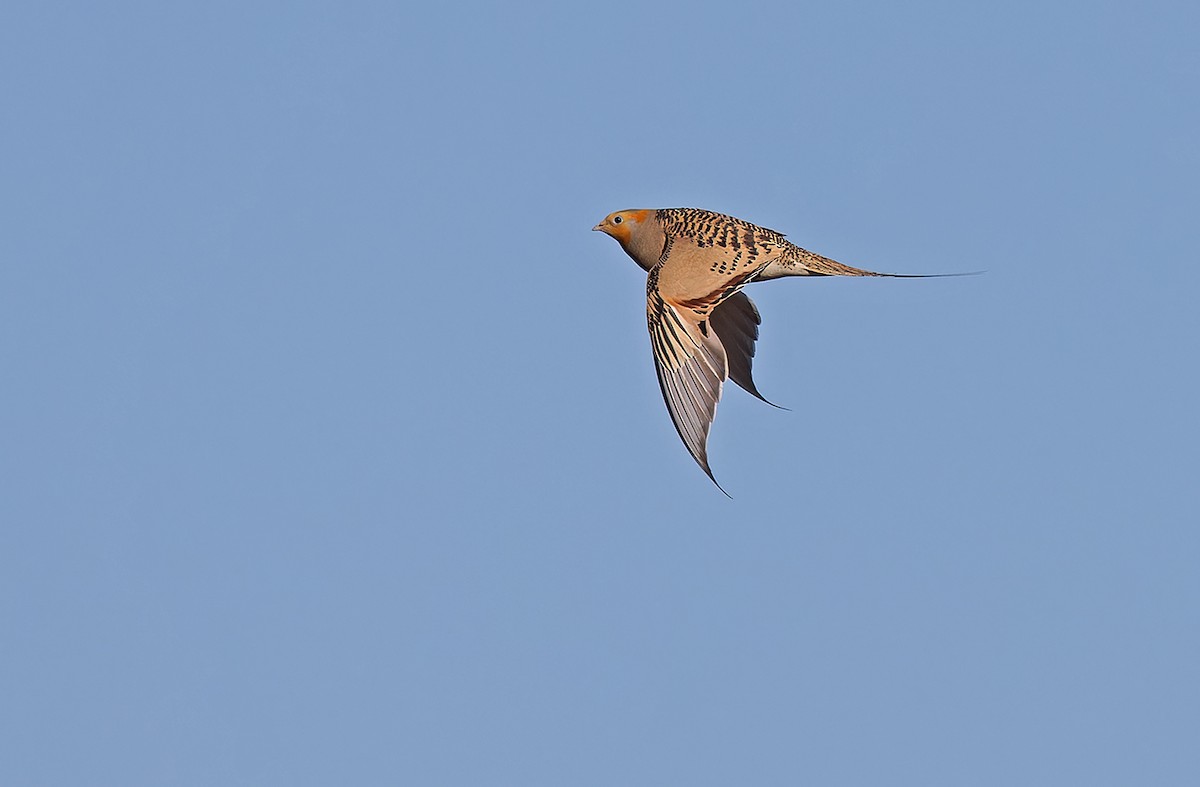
(593, 207), (947, 494)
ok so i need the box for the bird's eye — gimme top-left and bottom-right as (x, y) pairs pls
(613, 215), (623, 224)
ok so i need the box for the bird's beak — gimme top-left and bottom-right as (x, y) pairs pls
(591, 222), (605, 232)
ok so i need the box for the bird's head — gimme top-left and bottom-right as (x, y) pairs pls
(592, 209), (653, 245)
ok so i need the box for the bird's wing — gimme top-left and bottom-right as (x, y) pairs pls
(646, 277), (730, 492)
(709, 290), (779, 407)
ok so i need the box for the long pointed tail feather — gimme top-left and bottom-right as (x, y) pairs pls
(760, 245), (983, 279)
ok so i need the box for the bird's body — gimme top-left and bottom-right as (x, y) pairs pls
(592, 207), (939, 493)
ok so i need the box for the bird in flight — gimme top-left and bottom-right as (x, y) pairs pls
(593, 207), (957, 494)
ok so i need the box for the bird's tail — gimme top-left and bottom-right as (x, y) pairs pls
(761, 247), (981, 279)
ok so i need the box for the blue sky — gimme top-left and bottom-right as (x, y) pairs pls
(2, 1), (1198, 784)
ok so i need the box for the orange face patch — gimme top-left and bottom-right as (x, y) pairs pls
(605, 209), (652, 243)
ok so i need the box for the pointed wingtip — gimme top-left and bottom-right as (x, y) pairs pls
(752, 392), (790, 411)
(710, 473), (734, 499)
(697, 460), (733, 498)
(742, 386), (789, 411)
